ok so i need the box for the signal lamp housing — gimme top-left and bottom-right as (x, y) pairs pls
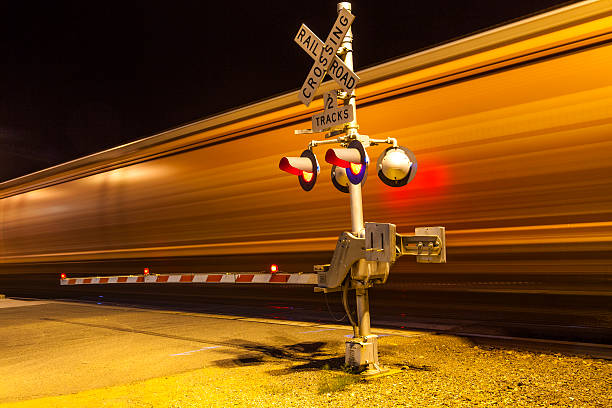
(60, 273), (67, 279)
(279, 149), (320, 191)
(270, 264), (279, 273)
(325, 140), (368, 185)
(331, 164), (367, 193)
(377, 146), (417, 187)
(331, 165), (349, 193)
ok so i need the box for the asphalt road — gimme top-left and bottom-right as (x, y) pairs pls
(0, 298), (421, 403)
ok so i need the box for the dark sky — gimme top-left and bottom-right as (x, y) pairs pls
(0, 0), (576, 182)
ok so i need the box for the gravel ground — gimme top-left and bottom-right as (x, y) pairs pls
(2, 333), (610, 407)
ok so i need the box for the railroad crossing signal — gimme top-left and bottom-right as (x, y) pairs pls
(294, 26), (360, 96)
(297, 7), (355, 106)
(279, 2), (446, 375)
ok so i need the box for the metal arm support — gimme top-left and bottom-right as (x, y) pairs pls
(396, 235), (440, 255)
(396, 226), (446, 263)
(315, 225), (446, 291)
(315, 231), (365, 289)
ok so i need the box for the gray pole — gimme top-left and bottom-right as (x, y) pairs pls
(338, 1), (371, 341)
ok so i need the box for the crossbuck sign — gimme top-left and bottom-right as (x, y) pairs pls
(295, 8), (358, 106)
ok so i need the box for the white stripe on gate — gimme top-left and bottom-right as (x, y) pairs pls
(221, 275), (235, 283)
(288, 274), (317, 284)
(126, 276), (139, 283)
(252, 274), (271, 283)
(167, 275), (181, 283)
(192, 274), (207, 283)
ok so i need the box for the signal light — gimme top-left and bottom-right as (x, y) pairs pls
(60, 273), (67, 279)
(325, 148), (361, 169)
(376, 146), (417, 187)
(279, 149), (320, 191)
(325, 140), (368, 185)
(331, 165), (349, 193)
(349, 162), (362, 175)
(331, 164), (367, 193)
(301, 171), (313, 182)
(143, 268), (150, 276)
(270, 264), (279, 273)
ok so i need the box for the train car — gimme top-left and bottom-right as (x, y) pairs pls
(1, 1), (611, 339)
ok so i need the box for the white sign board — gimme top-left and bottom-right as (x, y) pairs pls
(294, 24), (359, 95)
(311, 104), (355, 132)
(323, 91), (337, 110)
(298, 8), (355, 107)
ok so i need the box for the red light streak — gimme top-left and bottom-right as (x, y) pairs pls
(381, 159), (449, 207)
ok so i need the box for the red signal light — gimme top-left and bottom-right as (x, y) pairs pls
(270, 264), (279, 273)
(279, 150), (320, 192)
(60, 273), (67, 279)
(144, 268), (150, 275)
(325, 140), (368, 185)
(325, 148), (360, 168)
(279, 157), (308, 175)
(301, 171), (314, 182)
(349, 162), (362, 175)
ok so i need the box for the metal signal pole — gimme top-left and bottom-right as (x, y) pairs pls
(282, 2), (445, 375)
(339, 1), (365, 239)
(338, 1), (376, 370)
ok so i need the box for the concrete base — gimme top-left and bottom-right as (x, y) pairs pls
(345, 335), (379, 372)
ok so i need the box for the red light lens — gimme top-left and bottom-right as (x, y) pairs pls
(349, 162), (362, 175)
(301, 171), (313, 182)
(60, 273), (66, 279)
(270, 264), (278, 273)
(144, 268), (149, 275)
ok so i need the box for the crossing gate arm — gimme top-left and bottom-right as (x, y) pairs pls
(60, 273), (318, 286)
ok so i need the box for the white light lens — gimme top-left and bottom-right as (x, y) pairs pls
(380, 149), (412, 180)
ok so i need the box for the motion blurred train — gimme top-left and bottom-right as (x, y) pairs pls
(1, 1), (611, 300)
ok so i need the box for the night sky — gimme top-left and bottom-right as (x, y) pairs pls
(0, 0), (576, 182)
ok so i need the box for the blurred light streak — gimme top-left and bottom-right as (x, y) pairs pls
(380, 159), (449, 208)
(1, 10), (612, 272)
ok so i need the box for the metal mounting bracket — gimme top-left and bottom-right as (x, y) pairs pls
(316, 231), (365, 289)
(396, 226), (446, 263)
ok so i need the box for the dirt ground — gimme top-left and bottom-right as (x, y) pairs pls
(2, 333), (610, 408)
